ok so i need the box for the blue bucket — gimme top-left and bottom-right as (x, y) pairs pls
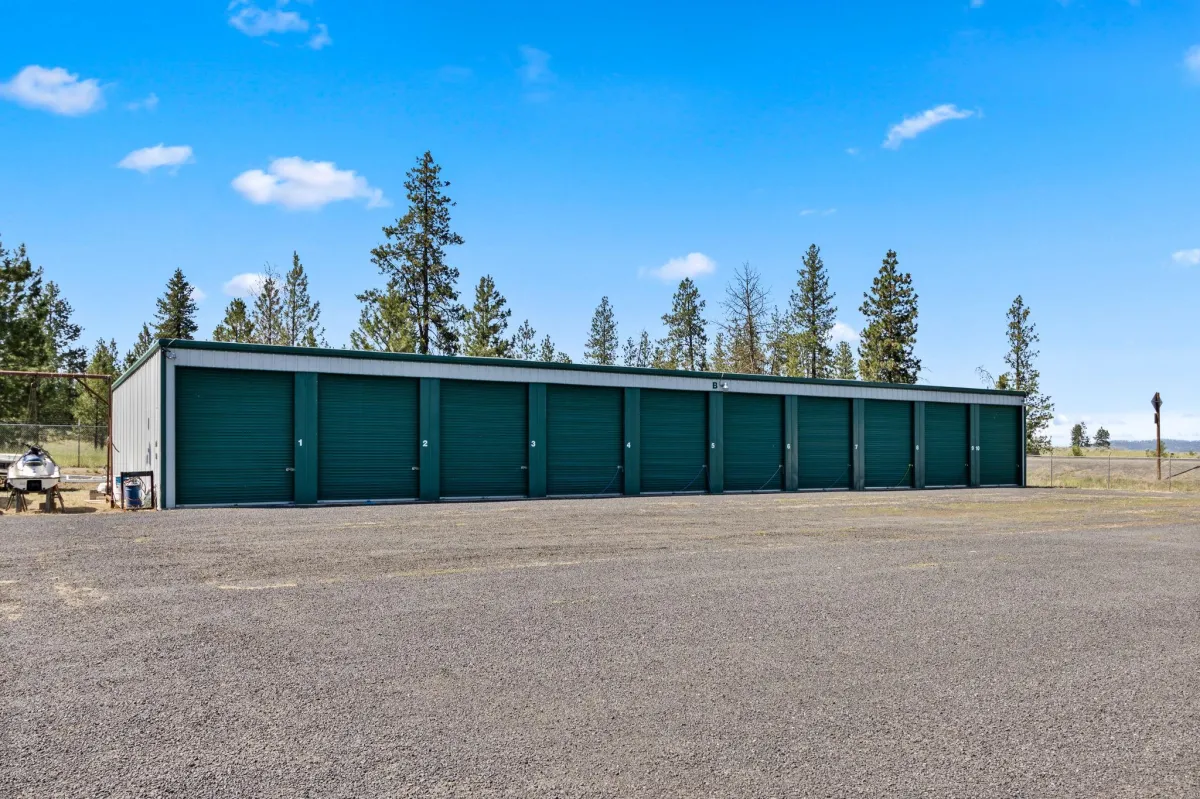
(123, 479), (143, 509)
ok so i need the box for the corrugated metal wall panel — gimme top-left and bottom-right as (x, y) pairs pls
(796, 396), (852, 489)
(168, 347), (1024, 406)
(440, 379), (528, 498)
(545, 384), (624, 495)
(175, 367), (293, 505)
(925, 402), (969, 487)
(112, 350), (161, 499)
(318, 374), (419, 501)
(980, 405), (1021, 485)
(723, 393), (783, 491)
(640, 389), (707, 493)
(865, 400), (913, 488)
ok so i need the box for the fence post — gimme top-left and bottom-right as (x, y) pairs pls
(1050, 451), (1054, 488)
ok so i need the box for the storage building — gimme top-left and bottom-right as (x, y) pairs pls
(112, 340), (1026, 509)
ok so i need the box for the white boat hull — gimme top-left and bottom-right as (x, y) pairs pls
(5, 446), (62, 494)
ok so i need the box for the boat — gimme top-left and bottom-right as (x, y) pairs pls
(5, 445), (62, 494)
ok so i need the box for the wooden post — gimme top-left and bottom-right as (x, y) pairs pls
(1152, 392), (1163, 481)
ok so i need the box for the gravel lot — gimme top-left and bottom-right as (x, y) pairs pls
(2, 489), (1198, 798)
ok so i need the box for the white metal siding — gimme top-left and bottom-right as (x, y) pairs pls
(112, 351), (161, 505)
(166, 348), (1023, 407)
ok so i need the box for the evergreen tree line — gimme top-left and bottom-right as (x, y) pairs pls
(0, 150), (1054, 453)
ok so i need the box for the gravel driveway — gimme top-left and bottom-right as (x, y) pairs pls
(2, 489), (1198, 797)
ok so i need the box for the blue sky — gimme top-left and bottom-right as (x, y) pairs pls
(2, 0), (1199, 441)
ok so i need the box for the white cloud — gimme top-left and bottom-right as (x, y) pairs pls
(307, 23), (332, 50)
(0, 65), (104, 116)
(190, 287), (207, 302)
(831, 322), (859, 344)
(883, 104), (974, 149)
(644, 252), (717, 281)
(125, 92), (159, 112)
(1172, 248), (1200, 265)
(845, 147), (859, 156)
(231, 156), (387, 210)
(970, 0), (985, 7)
(228, 1), (308, 36)
(800, 208), (837, 217)
(518, 46), (553, 84)
(117, 144), (194, 173)
(1186, 45), (1200, 78)
(224, 273), (267, 297)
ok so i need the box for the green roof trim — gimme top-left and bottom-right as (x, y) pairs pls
(113, 338), (1025, 398)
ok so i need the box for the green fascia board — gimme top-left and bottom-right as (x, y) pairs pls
(137, 339), (1026, 400)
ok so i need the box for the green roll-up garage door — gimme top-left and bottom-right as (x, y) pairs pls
(317, 375), (419, 501)
(980, 405), (1022, 486)
(724, 393), (783, 491)
(546, 384), (624, 496)
(796, 396), (851, 490)
(641, 389), (707, 493)
(175, 367), (294, 505)
(925, 402), (969, 487)
(440, 380), (528, 498)
(866, 400), (913, 488)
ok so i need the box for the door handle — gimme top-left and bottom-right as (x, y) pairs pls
(285, 467), (295, 472)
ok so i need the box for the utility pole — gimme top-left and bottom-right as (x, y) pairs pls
(1151, 392), (1163, 481)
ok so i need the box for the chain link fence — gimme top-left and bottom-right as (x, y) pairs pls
(1028, 454), (1200, 493)
(0, 423), (109, 470)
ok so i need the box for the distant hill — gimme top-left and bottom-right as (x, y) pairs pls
(1112, 439), (1200, 452)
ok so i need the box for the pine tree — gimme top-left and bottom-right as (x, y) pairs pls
(722, 262), (769, 374)
(710, 331), (730, 372)
(1, 239), (85, 425)
(857, 250), (919, 383)
(33, 281), (85, 423)
(764, 307), (794, 376)
(124, 323), (154, 369)
(1002, 295), (1054, 454)
(281, 251), (325, 347)
(1070, 422), (1088, 456)
(462, 275), (513, 357)
(661, 278), (708, 371)
(622, 336), (639, 367)
(1094, 426), (1111, 449)
(249, 266), (285, 345)
(512, 320), (538, 360)
(622, 330), (655, 368)
(74, 339), (119, 447)
(212, 298), (253, 343)
(584, 296), (619, 365)
(789, 244), (837, 378)
(351, 280), (415, 352)
(0, 239), (45, 392)
(368, 151), (464, 355)
(832, 341), (857, 380)
(153, 268), (199, 340)
(539, 334), (571, 363)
